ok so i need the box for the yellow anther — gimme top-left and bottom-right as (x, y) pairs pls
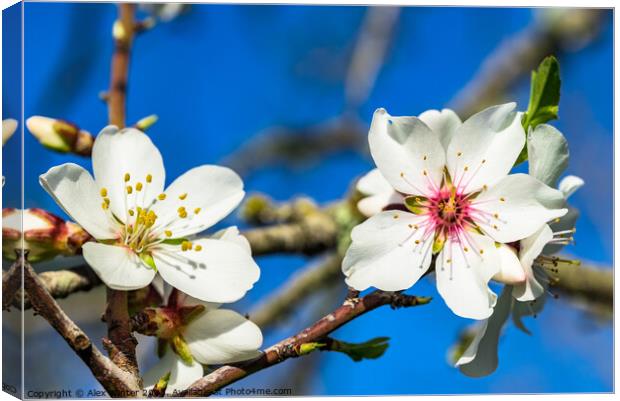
(415, 240), (420, 244)
(400, 172), (404, 177)
(102, 202), (109, 210)
(457, 152), (462, 157)
(446, 258), (452, 264)
(181, 241), (189, 251)
(464, 247), (469, 252)
(124, 173), (131, 182)
(179, 193), (188, 200)
(128, 209), (135, 216)
(464, 166), (469, 172)
(194, 207), (201, 215)
(423, 170), (428, 176)
(126, 185), (133, 194)
(164, 230), (172, 237)
(178, 206), (186, 213)
(127, 225), (133, 234)
(158, 193), (166, 201)
(146, 174), (153, 183)
(100, 188), (108, 197)
(136, 182), (143, 191)
(479, 249), (484, 255)
(483, 185), (488, 191)
(554, 218), (561, 223)
(493, 213), (499, 218)
(500, 197), (505, 202)
(195, 245), (202, 251)
(187, 242), (193, 250)
(104, 198), (110, 205)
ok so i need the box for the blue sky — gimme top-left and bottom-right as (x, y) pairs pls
(2, 3), (613, 395)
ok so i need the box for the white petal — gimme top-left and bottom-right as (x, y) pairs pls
(418, 108), (462, 150)
(153, 238), (260, 303)
(2, 119), (18, 145)
(472, 174), (567, 243)
(512, 225), (552, 301)
(492, 244), (526, 285)
(527, 124), (569, 187)
(342, 210), (434, 292)
(368, 108), (445, 196)
(456, 286), (512, 377)
(211, 226), (251, 254)
(92, 126), (165, 222)
(185, 309), (263, 365)
(82, 242), (155, 290)
(435, 234), (500, 320)
(558, 175), (584, 199)
(143, 349), (203, 395)
(447, 103), (525, 194)
(356, 169), (404, 217)
(151, 165), (244, 238)
(39, 163), (118, 240)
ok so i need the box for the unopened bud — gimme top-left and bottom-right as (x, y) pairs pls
(27, 116), (93, 156)
(2, 119), (18, 146)
(134, 114), (158, 131)
(112, 20), (126, 41)
(2, 208), (92, 262)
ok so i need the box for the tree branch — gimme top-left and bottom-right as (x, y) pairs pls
(104, 3), (142, 385)
(180, 291), (430, 396)
(108, 3), (135, 127)
(20, 253), (141, 396)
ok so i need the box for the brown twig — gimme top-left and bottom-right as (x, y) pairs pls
(180, 290), (430, 396)
(104, 3), (142, 386)
(20, 253), (141, 396)
(2, 257), (22, 310)
(108, 3), (135, 127)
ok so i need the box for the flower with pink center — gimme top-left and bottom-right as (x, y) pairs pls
(343, 103), (568, 319)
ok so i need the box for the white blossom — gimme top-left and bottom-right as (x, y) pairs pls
(344, 104), (567, 319)
(40, 126), (259, 303)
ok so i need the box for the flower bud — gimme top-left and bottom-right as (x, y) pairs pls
(134, 114), (158, 131)
(26, 116), (93, 156)
(2, 208), (92, 262)
(2, 119), (18, 146)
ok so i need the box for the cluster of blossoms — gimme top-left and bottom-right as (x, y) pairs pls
(38, 126), (262, 394)
(348, 103), (583, 375)
(10, 96), (582, 388)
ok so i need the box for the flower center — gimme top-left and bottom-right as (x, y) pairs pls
(98, 172), (205, 257)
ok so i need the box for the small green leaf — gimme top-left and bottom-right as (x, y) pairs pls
(517, 55), (561, 165)
(404, 196), (428, 215)
(331, 337), (390, 362)
(298, 342), (326, 356)
(432, 232), (446, 254)
(140, 252), (157, 271)
(171, 334), (193, 364)
(161, 238), (188, 245)
(154, 371), (171, 393)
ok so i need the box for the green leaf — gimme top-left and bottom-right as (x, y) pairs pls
(140, 252), (157, 271)
(331, 337), (390, 362)
(171, 334), (193, 364)
(404, 196), (428, 215)
(161, 238), (188, 245)
(298, 342), (326, 356)
(516, 55), (561, 165)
